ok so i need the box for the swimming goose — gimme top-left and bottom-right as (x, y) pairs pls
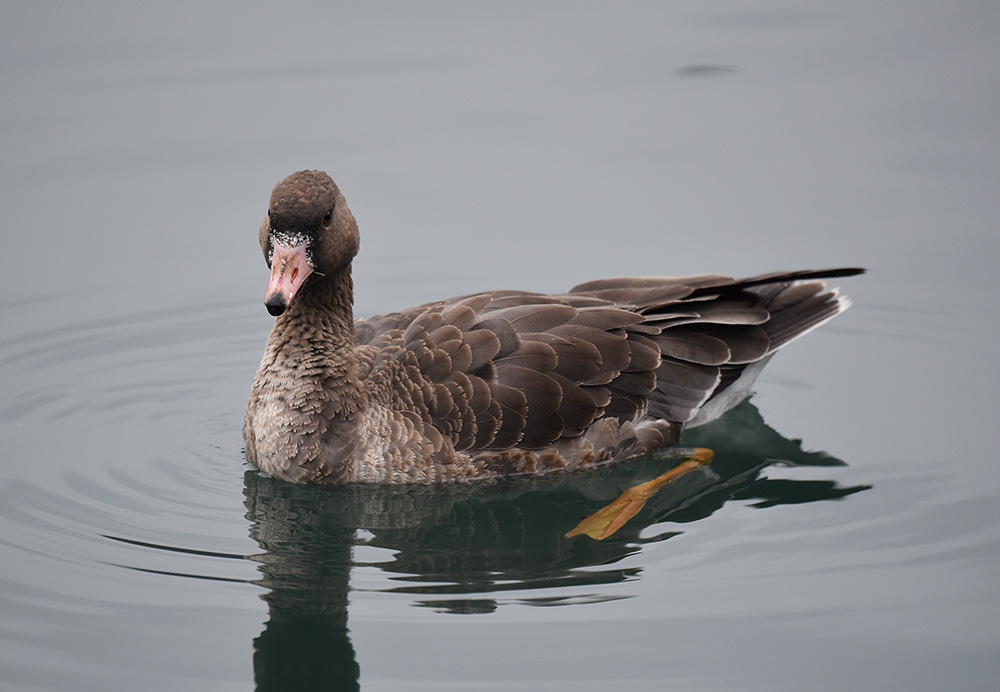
(244, 170), (861, 485)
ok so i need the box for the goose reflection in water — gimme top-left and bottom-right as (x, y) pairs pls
(244, 400), (869, 690)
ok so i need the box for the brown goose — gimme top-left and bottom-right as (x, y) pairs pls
(244, 170), (862, 485)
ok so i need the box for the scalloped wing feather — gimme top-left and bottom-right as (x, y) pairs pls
(349, 268), (860, 465)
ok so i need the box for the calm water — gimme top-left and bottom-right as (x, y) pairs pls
(3, 2), (999, 690)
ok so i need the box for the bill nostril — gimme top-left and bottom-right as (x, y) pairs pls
(265, 294), (287, 316)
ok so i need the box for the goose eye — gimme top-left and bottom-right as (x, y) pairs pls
(323, 210), (333, 226)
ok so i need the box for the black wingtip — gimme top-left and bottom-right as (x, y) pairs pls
(815, 267), (866, 278)
(688, 267), (865, 299)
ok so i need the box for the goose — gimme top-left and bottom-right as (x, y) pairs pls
(244, 170), (861, 487)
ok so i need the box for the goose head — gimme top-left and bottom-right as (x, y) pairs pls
(259, 170), (359, 316)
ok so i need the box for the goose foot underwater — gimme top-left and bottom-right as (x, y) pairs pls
(565, 447), (715, 540)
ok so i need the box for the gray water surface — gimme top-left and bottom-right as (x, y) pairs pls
(2, 2), (999, 691)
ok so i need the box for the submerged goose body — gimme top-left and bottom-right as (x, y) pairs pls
(244, 170), (861, 485)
